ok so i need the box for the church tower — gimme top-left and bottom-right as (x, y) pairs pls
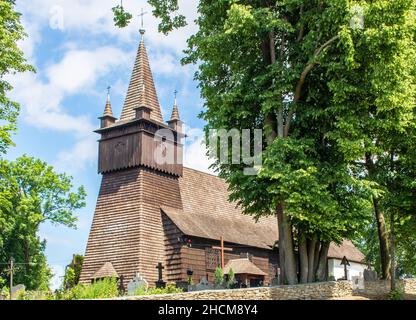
(80, 30), (184, 287)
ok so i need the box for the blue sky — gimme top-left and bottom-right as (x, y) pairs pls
(7, 0), (212, 290)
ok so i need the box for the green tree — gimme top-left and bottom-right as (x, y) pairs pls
(0, 156), (86, 290)
(184, 0), (373, 284)
(324, 0), (416, 279)
(62, 254), (84, 289)
(116, 0), (416, 284)
(0, 0), (34, 153)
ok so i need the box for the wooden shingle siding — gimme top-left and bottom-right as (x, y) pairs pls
(121, 39), (163, 122)
(80, 168), (143, 286)
(161, 213), (183, 283)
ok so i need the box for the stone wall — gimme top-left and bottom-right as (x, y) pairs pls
(403, 279), (416, 295)
(120, 281), (353, 300)
(116, 279), (416, 300)
(356, 279), (416, 297)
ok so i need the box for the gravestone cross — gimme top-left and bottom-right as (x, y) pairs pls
(156, 262), (164, 281)
(156, 262), (165, 281)
(212, 236), (233, 270)
(155, 262), (166, 289)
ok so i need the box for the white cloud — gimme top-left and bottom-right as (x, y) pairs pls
(183, 126), (216, 174)
(16, 0), (198, 54)
(54, 134), (97, 175)
(46, 47), (127, 94)
(8, 45), (129, 174)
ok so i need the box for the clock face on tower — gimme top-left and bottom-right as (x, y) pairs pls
(114, 141), (125, 154)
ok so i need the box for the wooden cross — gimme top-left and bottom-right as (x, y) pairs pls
(156, 262), (165, 282)
(340, 256), (350, 280)
(212, 236), (233, 270)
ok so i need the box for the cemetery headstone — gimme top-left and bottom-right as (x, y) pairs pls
(11, 284), (25, 300)
(364, 269), (378, 282)
(351, 274), (365, 290)
(271, 277), (280, 287)
(127, 273), (148, 296)
(188, 276), (214, 292)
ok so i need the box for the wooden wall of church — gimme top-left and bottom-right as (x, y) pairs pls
(80, 168), (144, 286)
(80, 167), (183, 289)
(161, 213), (183, 283)
(179, 238), (279, 285)
(138, 168), (183, 285)
(160, 215), (280, 286)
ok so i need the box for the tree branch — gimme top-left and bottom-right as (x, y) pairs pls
(284, 35), (340, 137)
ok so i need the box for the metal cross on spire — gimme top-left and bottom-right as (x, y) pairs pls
(139, 8), (148, 37)
(107, 86), (111, 102)
(174, 89), (178, 105)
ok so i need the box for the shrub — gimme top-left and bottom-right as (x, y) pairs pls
(0, 287), (9, 300)
(133, 283), (183, 296)
(214, 267), (224, 287)
(227, 269), (235, 289)
(15, 290), (54, 300)
(60, 277), (119, 300)
(388, 289), (403, 300)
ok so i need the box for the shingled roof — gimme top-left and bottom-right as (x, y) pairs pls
(328, 239), (365, 263)
(120, 38), (163, 123)
(224, 258), (267, 276)
(91, 262), (119, 279)
(162, 167), (366, 263)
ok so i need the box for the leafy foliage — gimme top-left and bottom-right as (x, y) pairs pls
(112, 0), (186, 34)
(62, 255), (84, 289)
(388, 289), (404, 301)
(57, 278), (119, 300)
(112, 4), (133, 28)
(145, 0), (416, 281)
(214, 267), (224, 287)
(227, 268), (235, 289)
(0, 156), (86, 290)
(133, 283), (183, 296)
(0, 0), (35, 153)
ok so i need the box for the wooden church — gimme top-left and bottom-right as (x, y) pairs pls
(80, 30), (365, 289)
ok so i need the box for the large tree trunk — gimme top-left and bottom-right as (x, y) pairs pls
(373, 197), (391, 280)
(263, 28), (298, 285)
(313, 241), (321, 276)
(366, 154), (391, 280)
(277, 203), (298, 284)
(298, 228), (309, 284)
(390, 211), (396, 291)
(315, 243), (330, 281)
(307, 236), (318, 283)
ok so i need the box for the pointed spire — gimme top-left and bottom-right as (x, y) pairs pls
(103, 86), (114, 117)
(170, 90), (181, 121)
(120, 34), (164, 123)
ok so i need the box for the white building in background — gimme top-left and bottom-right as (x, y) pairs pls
(327, 240), (367, 280)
